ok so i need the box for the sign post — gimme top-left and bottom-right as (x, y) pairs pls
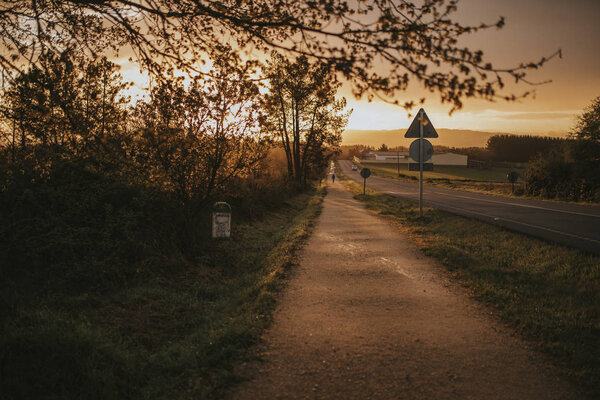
(419, 110), (424, 217)
(360, 167), (371, 195)
(405, 108), (438, 217)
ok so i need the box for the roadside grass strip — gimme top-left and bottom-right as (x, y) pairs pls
(360, 162), (530, 198)
(0, 185), (326, 400)
(339, 174), (600, 398)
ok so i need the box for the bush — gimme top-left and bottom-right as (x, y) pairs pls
(0, 158), (193, 300)
(525, 141), (600, 202)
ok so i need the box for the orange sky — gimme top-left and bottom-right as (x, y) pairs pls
(343, 0), (600, 135)
(117, 0), (600, 136)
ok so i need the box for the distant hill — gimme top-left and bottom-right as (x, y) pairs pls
(343, 128), (502, 148)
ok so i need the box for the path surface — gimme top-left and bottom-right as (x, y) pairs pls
(231, 182), (582, 400)
(338, 160), (600, 254)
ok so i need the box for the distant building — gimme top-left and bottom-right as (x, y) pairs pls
(362, 150), (408, 161)
(361, 150), (467, 166)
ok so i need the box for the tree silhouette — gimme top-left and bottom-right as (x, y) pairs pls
(0, 50), (129, 159)
(525, 97), (600, 202)
(131, 52), (268, 203)
(571, 96), (600, 143)
(262, 53), (349, 185)
(0, 0), (559, 111)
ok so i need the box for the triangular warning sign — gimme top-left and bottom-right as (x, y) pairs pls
(404, 108), (438, 138)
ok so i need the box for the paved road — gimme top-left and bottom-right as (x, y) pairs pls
(232, 182), (582, 400)
(338, 160), (600, 254)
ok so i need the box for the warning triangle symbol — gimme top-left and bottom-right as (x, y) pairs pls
(404, 108), (439, 138)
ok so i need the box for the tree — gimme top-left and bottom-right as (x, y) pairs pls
(263, 54), (349, 185)
(0, 50), (129, 160)
(378, 144), (389, 152)
(486, 134), (566, 162)
(526, 97), (600, 202)
(132, 52), (268, 204)
(571, 96), (600, 143)
(0, 1), (559, 112)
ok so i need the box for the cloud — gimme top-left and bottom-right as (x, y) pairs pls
(495, 111), (577, 121)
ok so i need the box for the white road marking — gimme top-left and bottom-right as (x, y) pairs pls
(494, 217), (600, 245)
(426, 200), (600, 245)
(432, 191), (600, 218)
(339, 160), (599, 248)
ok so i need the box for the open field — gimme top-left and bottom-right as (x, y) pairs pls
(0, 185), (325, 400)
(362, 162), (526, 182)
(360, 162), (529, 197)
(339, 174), (600, 398)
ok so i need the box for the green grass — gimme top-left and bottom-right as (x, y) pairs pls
(0, 184), (326, 400)
(362, 162), (526, 182)
(339, 174), (600, 398)
(361, 162), (528, 197)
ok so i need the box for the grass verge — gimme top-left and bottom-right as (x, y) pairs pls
(360, 162), (529, 198)
(339, 173), (600, 398)
(0, 184), (326, 400)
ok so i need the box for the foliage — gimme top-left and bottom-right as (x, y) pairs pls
(262, 54), (349, 185)
(526, 143), (600, 202)
(0, 0), (559, 111)
(486, 134), (566, 162)
(571, 96), (600, 142)
(0, 8), (340, 400)
(130, 52), (269, 204)
(377, 143), (389, 152)
(526, 97), (600, 202)
(0, 158), (326, 399)
(337, 145), (372, 160)
(0, 51), (130, 161)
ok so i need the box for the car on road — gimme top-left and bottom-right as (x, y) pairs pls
(352, 164), (357, 171)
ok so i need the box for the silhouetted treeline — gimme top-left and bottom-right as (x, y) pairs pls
(526, 96), (600, 202)
(485, 134), (567, 162)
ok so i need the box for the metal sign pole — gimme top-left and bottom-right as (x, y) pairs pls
(419, 109), (424, 217)
(363, 177), (366, 195)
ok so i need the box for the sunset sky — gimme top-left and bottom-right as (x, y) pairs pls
(343, 0), (600, 135)
(118, 0), (600, 137)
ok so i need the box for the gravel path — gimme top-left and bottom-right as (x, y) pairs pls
(230, 182), (582, 400)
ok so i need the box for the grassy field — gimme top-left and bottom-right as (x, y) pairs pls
(363, 162), (526, 182)
(361, 162), (528, 197)
(339, 173), (600, 399)
(0, 185), (326, 400)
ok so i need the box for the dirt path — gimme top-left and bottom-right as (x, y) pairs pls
(231, 182), (582, 400)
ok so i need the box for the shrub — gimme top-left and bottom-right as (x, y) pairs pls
(525, 142), (600, 202)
